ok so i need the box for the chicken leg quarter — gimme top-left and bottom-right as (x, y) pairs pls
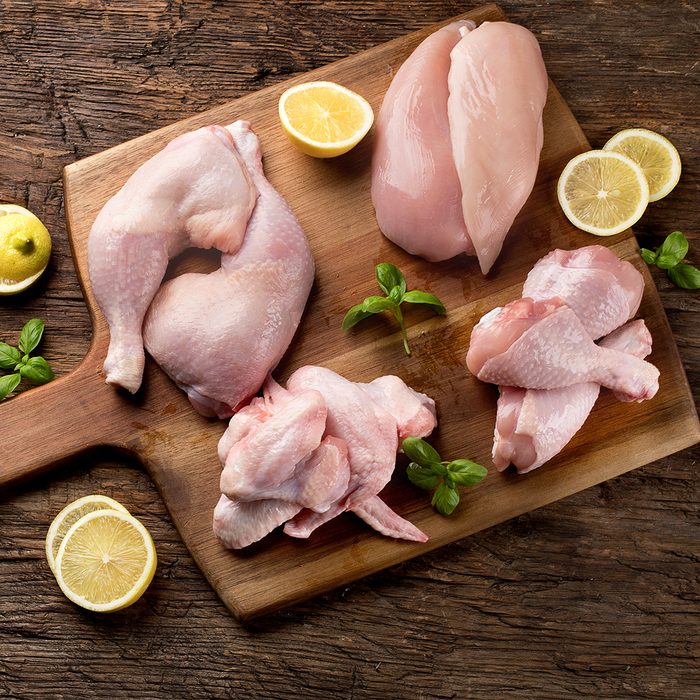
(88, 125), (256, 393)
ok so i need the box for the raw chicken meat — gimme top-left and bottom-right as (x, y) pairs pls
(370, 20), (475, 261)
(88, 125), (257, 393)
(523, 245), (644, 339)
(448, 22), (548, 274)
(143, 121), (315, 418)
(467, 297), (659, 401)
(214, 368), (437, 549)
(493, 320), (653, 472)
(371, 20), (548, 274)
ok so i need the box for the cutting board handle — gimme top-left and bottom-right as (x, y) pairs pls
(0, 353), (132, 489)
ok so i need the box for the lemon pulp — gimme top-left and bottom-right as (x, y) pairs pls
(54, 508), (156, 612)
(604, 128), (681, 202)
(45, 495), (129, 574)
(279, 81), (374, 158)
(557, 150), (649, 236)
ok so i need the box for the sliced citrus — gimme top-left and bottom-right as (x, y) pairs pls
(45, 494), (129, 574)
(0, 204), (51, 295)
(603, 128), (681, 202)
(54, 509), (156, 612)
(278, 80), (374, 158)
(557, 150), (649, 236)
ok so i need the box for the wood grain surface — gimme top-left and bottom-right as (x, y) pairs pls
(0, 0), (698, 697)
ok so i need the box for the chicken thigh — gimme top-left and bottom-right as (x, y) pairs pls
(143, 121), (315, 418)
(88, 125), (257, 393)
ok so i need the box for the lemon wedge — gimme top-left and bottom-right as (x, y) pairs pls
(54, 508), (156, 612)
(0, 204), (51, 295)
(45, 494), (129, 574)
(278, 81), (374, 158)
(603, 128), (681, 202)
(557, 150), (649, 236)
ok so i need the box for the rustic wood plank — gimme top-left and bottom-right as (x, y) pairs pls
(0, 1), (698, 697)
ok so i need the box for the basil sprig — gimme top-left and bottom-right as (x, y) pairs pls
(403, 437), (487, 516)
(342, 263), (446, 355)
(0, 318), (55, 401)
(641, 231), (700, 289)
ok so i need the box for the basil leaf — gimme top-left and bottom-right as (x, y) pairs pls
(19, 356), (54, 384)
(342, 304), (375, 331)
(401, 290), (447, 315)
(361, 295), (396, 314)
(0, 343), (21, 370)
(375, 263), (406, 296)
(668, 263), (700, 290)
(431, 483), (459, 516)
(402, 437), (441, 466)
(448, 459), (488, 486)
(18, 318), (45, 354)
(639, 248), (657, 265)
(656, 231), (688, 270)
(406, 463), (441, 491)
(388, 286), (403, 305)
(0, 373), (21, 401)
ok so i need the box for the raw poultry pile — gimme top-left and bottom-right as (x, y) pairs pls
(85, 19), (661, 552)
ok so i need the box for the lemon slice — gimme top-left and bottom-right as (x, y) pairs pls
(278, 81), (374, 158)
(0, 204), (51, 295)
(54, 509), (157, 612)
(603, 128), (681, 202)
(45, 494), (129, 574)
(557, 150), (649, 236)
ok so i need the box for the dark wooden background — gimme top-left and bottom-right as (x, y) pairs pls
(0, 1), (697, 697)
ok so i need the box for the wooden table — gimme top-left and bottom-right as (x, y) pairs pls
(0, 1), (697, 697)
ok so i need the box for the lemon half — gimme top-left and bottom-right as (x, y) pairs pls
(54, 508), (156, 612)
(557, 150), (649, 236)
(45, 494), (129, 574)
(278, 81), (374, 158)
(603, 128), (681, 202)
(0, 204), (51, 295)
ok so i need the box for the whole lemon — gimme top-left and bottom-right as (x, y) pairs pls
(0, 204), (51, 295)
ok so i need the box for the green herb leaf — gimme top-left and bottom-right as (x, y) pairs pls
(431, 483), (460, 516)
(18, 318), (45, 355)
(656, 231), (688, 270)
(401, 290), (447, 315)
(361, 295), (396, 314)
(376, 263), (406, 297)
(406, 463), (441, 491)
(668, 263), (700, 290)
(639, 248), (657, 265)
(342, 304), (375, 331)
(388, 286), (403, 305)
(402, 437), (441, 466)
(0, 373), (21, 401)
(18, 356), (54, 384)
(342, 263), (446, 353)
(447, 459), (488, 486)
(0, 343), (21, 370)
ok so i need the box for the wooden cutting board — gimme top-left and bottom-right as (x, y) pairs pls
(1, 4), (697, 620)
